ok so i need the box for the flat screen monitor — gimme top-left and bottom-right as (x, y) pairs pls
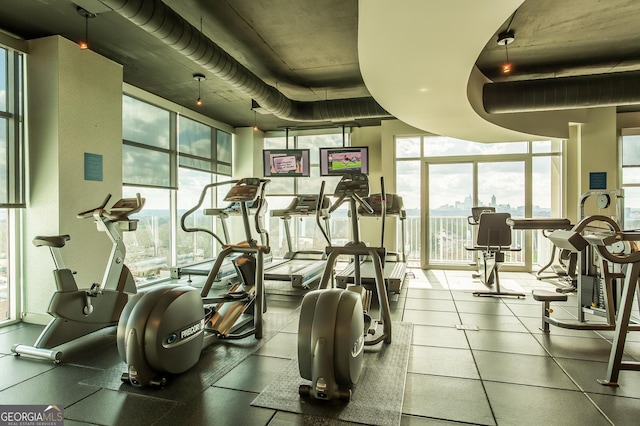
(263, 149), (310, 177)
(319, 147), (369, 176)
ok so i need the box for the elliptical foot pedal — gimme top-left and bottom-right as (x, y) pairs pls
(150, 377), (167, 388)
(299, 384), (312, 397)
(337, 388), (352, 402)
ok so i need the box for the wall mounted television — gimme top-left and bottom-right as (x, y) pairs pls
(263, 149), (310, 177)
(319, 146), (369, 176)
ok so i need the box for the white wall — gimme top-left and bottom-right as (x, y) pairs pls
(23, 36), (123, 324)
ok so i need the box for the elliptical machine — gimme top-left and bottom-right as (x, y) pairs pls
(298, 173), (392, 401)
(12, 194), (145, 362)
(117, 178), (270, 387)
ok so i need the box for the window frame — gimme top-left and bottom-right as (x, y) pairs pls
(121, 91), (234, 286)
(0, 43), (26, 325)
(395, 136), (563, 270)
(263, 129), (351, 256)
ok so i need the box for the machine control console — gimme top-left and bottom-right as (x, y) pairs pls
(224, 178), (261, 202)
(333, 173), (369, 198)
(358, 193), (405, 217)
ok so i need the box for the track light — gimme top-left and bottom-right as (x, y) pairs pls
(193, 73), (205, 106)
(77, 6), (96, 50)
(497, 31), (515, 74)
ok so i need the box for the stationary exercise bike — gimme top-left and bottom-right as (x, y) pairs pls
(298, 173), (392, 402)
(117, 178), (270, 387)
(12, 194), (145, 362)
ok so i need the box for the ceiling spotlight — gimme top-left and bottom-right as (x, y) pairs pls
(497, 30), (515, 74)
(77, 6), (97, 50)
(193, 73), (205, 106)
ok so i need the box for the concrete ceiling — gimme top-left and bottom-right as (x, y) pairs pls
(1, 0), (639, 138)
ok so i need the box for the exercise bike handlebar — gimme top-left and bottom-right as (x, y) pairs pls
(181, 180), (240, 247)
(76, 194), (112, 219)
(76, 193), (145, 222)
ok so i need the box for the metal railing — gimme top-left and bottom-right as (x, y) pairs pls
(404, 215), (553, 268)
(123, 213), (557, 283)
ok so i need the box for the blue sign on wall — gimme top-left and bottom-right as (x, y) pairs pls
(84, 153), (103, 182)
(589, 172), (607, 190)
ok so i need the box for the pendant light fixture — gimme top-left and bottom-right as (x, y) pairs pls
(497, 31), (515, 74)
(77, 6), (97, 50)
(251, 99), (259, 131)
(193, 73), (205, 106)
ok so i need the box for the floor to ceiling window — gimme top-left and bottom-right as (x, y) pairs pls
(263, 130), (349, 257)
(122, 94), (232, 285)
(0, 45), (25, 323)
(396, 136), (563, 270)
(621, 132), (640, 229)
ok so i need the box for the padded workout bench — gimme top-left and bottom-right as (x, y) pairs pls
(531, 289), (568, 332)
(506, 218), (573, 283)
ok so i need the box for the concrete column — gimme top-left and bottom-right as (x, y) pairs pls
(234, 127), (264, 179)
(23, 36), (123, 323)
(576, 107), (619, 220)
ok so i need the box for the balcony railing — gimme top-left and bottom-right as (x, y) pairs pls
(406, 215), (553, 268)
(123, 213), (556, 285)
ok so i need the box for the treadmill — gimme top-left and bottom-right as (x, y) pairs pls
(335, 193), (407, 294)
(171, 199), (270, 283)
(264, 194), (331, 288)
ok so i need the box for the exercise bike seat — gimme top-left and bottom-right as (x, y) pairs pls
(32, 235), (71, 248)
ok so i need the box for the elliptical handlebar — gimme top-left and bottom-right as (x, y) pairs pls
(328, 194), (346, 214)
(316, 181), (332, 247)
(181, 178), (271, 248)
(181, 180), (239, 247)
(353, 193), (374, 215)
(379, 176), (387, 248)
(253, 178), (270, 248)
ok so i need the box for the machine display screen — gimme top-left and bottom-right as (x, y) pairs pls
(319, 147), (369, 176)
(263, 149), (310, 177)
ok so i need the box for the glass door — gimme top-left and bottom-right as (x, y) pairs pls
(424, 159), (527, 269)
(427, 162), (475, 267)
(477, 161), (526, 266)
